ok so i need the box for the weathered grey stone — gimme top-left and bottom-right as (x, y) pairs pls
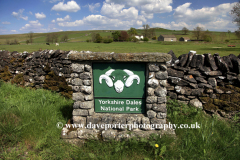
(152, 104), (167, 112)
(154, 87), (167, 97)
(102, 130), (117, 141)
(72, 92), (85, 101)
(191, 88), (204, 96)
(149, 64), (160, 72)
(80, 86), (92, 94)
(71, 73), (79, 78)
(112, 52), (172, 62)
(195, 77), (208, 83)
(78, 129), (100, 139)
(147, 88), (155, 96)
(87, 116), (101, 126)
(167, 92), (177, 99)
(159, 80), (167, 87)
(168, 50), (178, 64)
(147, 110), (156, 118)
(146, 96), (158, 103)
(73, 116), (86, 126)
(61, 130), (78, 139)
(185, 52), (196, 67)
(157, 97), (167, 104)
(150, 118), (166, 129)
(167, 68), (184, 78)
(226, 74), (237, 81)
(141, 117), (151, 130)
(72, 78), (82, 86)
(178, 95), (190, 101)
(72, 86), (81, 92)
(155, 71), (168, 80)
(71, 63), (84, 73)
(204, 53), (218, 71)
(188, 83), (198, 89)
(85, 94), (93, 101)
(208, 78), (217, 87)
(168, 77), (189, 86)
(126, 116), (141, 124)
(73, 101), (81, 109)
(204, 71), (222, 76)
(205, 89), (213, 94)
(84, 64), (92, 72)
(184, 75), (197, 83)
(199, 66), (212, 72)
(146, 104), (153, 110)
(112, 117), (126, 130)
(79, 101), (94, 109)
(148, 72), (154, 79)
(196, 55), (205, 68)
(214, 88), (224, 94)
(188, 70), (201, 77)
(178, 54), (188, 67)
(229, 54), (240, 74)
(88, 108), (94, 116)
(83, 80), (91, 86)
(223, 56), (233, 71)
(157, 112), (167, 119)
(102, 116), (113, 124)
(173, 65), (189, 72)
(198, 83), (213, 89)
(69, 52), (112, 61)
(72, 109), (88, 116)
(159, 64), (167, 71)
(189, 99), (203, 109)
(148, 78), (159, 88)
(214, 55), (229, 73)
(80, 72), (91, 80)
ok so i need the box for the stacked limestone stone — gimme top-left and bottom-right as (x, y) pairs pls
(146, 63), (168, 128)
(166, 50), (240, 116)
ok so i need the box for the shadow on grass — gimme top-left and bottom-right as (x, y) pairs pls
(60, 104), (73, 122)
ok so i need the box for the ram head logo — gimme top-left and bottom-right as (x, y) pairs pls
(99, 69), (140, 93)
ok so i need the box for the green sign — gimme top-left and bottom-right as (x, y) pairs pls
(93, 63), (146, 113)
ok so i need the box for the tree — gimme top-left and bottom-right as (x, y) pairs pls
(227, 30), (231, 39)
(128, 27), (138, 36)
(193, 26), (204, 40)
(95, 33), (102, 43)
(112, 31), (121, 41)
(231, 1), (240, 27)
(231, 1), (240, 38)
(143, 24), (150, 38)
(28, 31), (34, 43)
(60, 34), (68, 42)
(119, 31), (129, 41)
(91, 33), (96, 42)
(182, 27), (189, 35)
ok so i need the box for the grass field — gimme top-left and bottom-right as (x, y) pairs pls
(0, 81), (239, 159)
(0, 41), (239, 57)
(0, 28), (239, 57)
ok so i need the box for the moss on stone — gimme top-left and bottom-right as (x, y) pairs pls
(0, 66), (13, 81)
(11, 73), (25, 87)
(43, 64), (72, 99)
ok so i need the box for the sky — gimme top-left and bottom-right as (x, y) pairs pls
(0, 0), (238, 35)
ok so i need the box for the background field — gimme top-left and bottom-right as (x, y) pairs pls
(0, 28), (239, 57)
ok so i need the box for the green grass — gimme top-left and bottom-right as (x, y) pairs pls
(0, 29), (239, 57)
(1, 41), (240, 57)
(0, 81), (239, 159)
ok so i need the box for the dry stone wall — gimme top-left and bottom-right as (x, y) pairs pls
(1, 49), (240, 141)
(166, 50), (240, 118)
